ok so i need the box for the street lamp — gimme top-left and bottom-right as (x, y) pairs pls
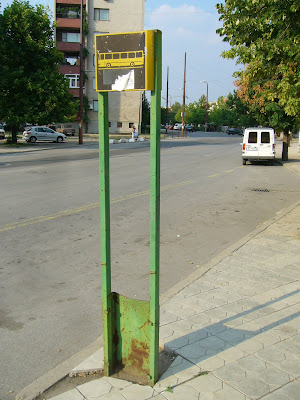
(200, 80), (208, 132)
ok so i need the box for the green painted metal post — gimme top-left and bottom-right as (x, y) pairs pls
(149, 30), (162, 385)
(98, 91), (113, 376)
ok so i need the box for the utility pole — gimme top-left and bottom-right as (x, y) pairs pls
(181, 52), (186, 137)
(79, 0), (84, 145)
(165, 66), (169, 136)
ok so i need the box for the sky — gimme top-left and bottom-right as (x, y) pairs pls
(1, 0), (242, 104)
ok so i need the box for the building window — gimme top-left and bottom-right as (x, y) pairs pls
(94, 8), (109, 21)
(117, 122), (122, 128)
(62, 32), (80, 43)
(65, 74), (80, 88)
(93, 101), (98, 112)
(129, 123), (134, 128)
(93, 78), (96, 90)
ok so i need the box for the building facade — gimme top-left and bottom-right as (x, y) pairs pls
(54, 0), (145, 134)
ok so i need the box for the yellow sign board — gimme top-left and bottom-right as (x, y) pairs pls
(95, 30), (155, 92)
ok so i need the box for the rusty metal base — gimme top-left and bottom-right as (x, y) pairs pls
(110, 292), (151, 385)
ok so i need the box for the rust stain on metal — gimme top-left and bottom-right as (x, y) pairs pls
(127, 338), (150, 375)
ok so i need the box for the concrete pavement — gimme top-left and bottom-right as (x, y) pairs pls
(15, 138), (300, 400)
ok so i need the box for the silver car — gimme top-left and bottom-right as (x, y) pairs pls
(23, 126), (66, 143)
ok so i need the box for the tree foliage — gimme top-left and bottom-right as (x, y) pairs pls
(0, 0), (77, 142)
(216, 0), (299, 131)
(209, 92), (258, 128)
(173, 97), (207, 126)
(141, 91), (150, 132)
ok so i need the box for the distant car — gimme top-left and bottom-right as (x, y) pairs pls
(185, 125), (194, 132)
(173, 123), (182, 130)
(0, 124), (5, 139)
(167, 125), (173, 130)
(23, 126), (66, 143)
(227, 128), (243, 135)
(57, 124), (75, 136)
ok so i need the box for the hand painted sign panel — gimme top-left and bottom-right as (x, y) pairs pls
(95, 31), (155, 92)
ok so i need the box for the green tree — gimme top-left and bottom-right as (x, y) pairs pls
(216, 0), (299, 132)
(0, 0), (77, 143)
(171, 101), (182, 123)
(209, 92), (258, 129)
(184, 96), (206, 127)
(141, 91), (150, 132)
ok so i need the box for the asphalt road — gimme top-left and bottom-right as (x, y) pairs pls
(1, 132), (300, 399)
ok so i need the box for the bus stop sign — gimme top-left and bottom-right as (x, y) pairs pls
(95, 31), (155, 92)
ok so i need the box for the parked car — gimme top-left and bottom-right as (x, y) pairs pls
(185, 125), (194, 132)
(0, 124), (5, 139)
(173, 123), (182, 130)
(56, 124), (75, 136)
(242, 127), (275, 165)
(23, 126), (66, 143)
(227, 128), (243, 135)
(167, 125), (173, 130)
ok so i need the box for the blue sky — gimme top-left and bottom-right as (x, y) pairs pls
(1, 0), (241, 104)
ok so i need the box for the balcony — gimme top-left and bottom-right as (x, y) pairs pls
(56, 0), (86, 5)
(57, 18), (81, 29)
(57, 41), (80, 52)
(60, 64), (80, 75)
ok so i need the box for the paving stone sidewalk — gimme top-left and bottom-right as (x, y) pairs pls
(46, 200), (300, 400)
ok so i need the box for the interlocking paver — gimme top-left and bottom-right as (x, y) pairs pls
(185, 313), (211, 327)
(188, 373), (222, 392)
(196, 354), (225, 371)
(203, 323), (227, 335)
(261, 389), (289, 399)
(160, 384), (200, 400)
(198, 383), (247, 399)
(256, 347), (287, 363)
(49, 389), (85, 400)
(282, 380), (300, 400)
(216, 328), (245, 344)
(160, 310), (178, 326)
(99, 391), (128, 400)
(254, 331), (281, 347)
(214, 363), (246, 382)
(164, 336), (189, 352)
(236, 338), (264, 354)
(275, 339), (300, 354)
(235, 377), (270, 398)
(273, 324), (298, 339)
(198, 336), (227, 351)
(76, 379), (112, 398)
(176, 342), (206, 361)
(238, 356), (266, 372)
(120, 383), (154, 400)
(185, 329), (209, 344)
(291, 333), (300, 344)
(278, 358), (300, 377)
(217, 347), (247, 364)
(259, 366), (290, 386)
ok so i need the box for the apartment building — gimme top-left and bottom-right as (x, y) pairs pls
(55, 0), (145, 134)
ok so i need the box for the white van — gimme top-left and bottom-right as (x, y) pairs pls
(242, 127), (275, 165)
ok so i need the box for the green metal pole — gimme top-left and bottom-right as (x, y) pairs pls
(98, 91), (113, 376)
(149, 30), (162, 385)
